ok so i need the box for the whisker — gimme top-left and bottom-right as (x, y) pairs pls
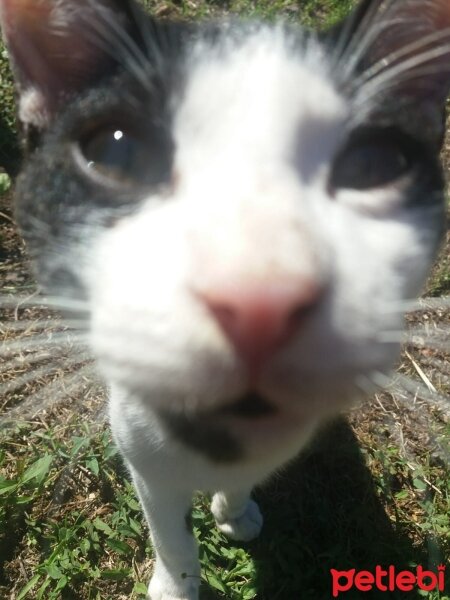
(367, 370), (447, 407)
(0, 318), (88, 334)
(333, 1), (403, 82)
(413, 296), (450, 311)
(375, 295), (450, 318)
(338, 19), (393, 84)
(392, 374), (450, 415)
(9, 289), (42, 320)
(0, 294), (89, 314)
(132, 9), (175, 78)
(372, 321), (450, 346)
(352, 43), (450, 117)
(376, 296), (450, 316)
(404, 327), (450, 352)
(368, 369), (397, 392)
(374, 331), (405, 343)
(418, 356), (450, 378)
(0, 332), (89, 357)
(354, 373), (378, 395)
(0, 363), (100, 428)
(0, 348), (93, 377)
(0, 356), (93, 397)
(404, 350), (437, 394)
(350, 28), (450, 92)
(80, 1), (158, 96)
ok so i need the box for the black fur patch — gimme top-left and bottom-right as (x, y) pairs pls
(217, 392), (277, 419)
(158, 410), (243, 463)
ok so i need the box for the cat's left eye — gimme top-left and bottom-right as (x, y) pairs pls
(75, 121), (173, 188)
(329, 130), (412, 193)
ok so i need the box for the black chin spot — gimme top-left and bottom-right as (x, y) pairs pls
(156, 393), (276, 463)
(157, 409), (243, 463)
(218, 392), (277, 419)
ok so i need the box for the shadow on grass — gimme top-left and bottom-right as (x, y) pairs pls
(0, 114), (21, 177)
(203, 418), (447, 599)
(0, 505), (28, 587)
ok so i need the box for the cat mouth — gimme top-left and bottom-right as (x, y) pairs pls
(215, 392), (278, 419)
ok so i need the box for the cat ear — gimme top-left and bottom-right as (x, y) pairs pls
(364, 0), (450, 106)
(0, 0), (139, 128)
(331, 0), (450, 142)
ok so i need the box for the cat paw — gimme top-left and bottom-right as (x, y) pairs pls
(147, 570), (199, 600)
(148, 593), (196, 600)
(213, 499), (263, 542)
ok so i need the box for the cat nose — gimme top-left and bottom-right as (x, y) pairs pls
(198, 279), (323, 375)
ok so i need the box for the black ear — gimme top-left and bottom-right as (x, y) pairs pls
(361, 0), (450, 105)
(0, 0), (143, 128)
(328, 0), (450, 139)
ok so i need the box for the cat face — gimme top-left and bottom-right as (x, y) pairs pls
(1, 0), (449, 460)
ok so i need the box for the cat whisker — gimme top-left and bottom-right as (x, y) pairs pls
(0, 363), (100, 429)
(0, 319), (88, 334)
(127, 2), (170, 79)
(0, 356), (94, 397)
(337, 19), (393, 85)
(403, 349), (437, 394)
(350, 28), (450, 92)
(368, 369), (398, 392)
(334, 0), (415, 82)
(353, 42), (450, 116)
(392, 373), (450, 413)
(417, 356), (450, 378)
(382, 297), (450, 314)
(404, 328), (450, 352)
(367, 368), (450, 418)
(354, 373), (379, 395)
(413, 296), (450, 311)
(331, 0), (383, 73)
(0, 348), (93, 377)
(0, 331), (89, 358)
(81, 1), (159, 96)
(374, 331), (405, 343)
(375, 322), (450, 346)
(374, 295), (450, 316)
(0, 293), (89, 313)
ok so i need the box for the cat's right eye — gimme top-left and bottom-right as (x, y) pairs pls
(75, 121), (173, 189)
(329, 129), (413, 194)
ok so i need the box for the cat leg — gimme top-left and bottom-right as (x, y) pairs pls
(211, 489), (263, 542)
(131, 470), (200, 600)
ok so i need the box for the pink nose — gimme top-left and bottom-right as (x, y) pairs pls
(199, 279), (323, 375)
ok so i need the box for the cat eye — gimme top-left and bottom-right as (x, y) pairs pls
(329, 130), (412, 193)
(75, 121), (173, 189)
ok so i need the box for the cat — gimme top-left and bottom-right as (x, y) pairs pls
(1, 0), (449, 598)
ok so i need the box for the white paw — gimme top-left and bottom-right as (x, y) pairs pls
(148, 569), (199, 600)
(214, 499), (263, 542)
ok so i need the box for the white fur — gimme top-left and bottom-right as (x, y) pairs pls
(81, 30), (439, 600)
(19, 88), (50, 129)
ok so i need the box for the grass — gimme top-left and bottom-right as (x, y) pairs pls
(0, 44), (20, 175)
(140, 0), (354, 25)
(1, 415), (449, 599)
(1, 1), (450, 599)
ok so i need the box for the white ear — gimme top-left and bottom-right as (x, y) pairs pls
(0, 0), (139, 128)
